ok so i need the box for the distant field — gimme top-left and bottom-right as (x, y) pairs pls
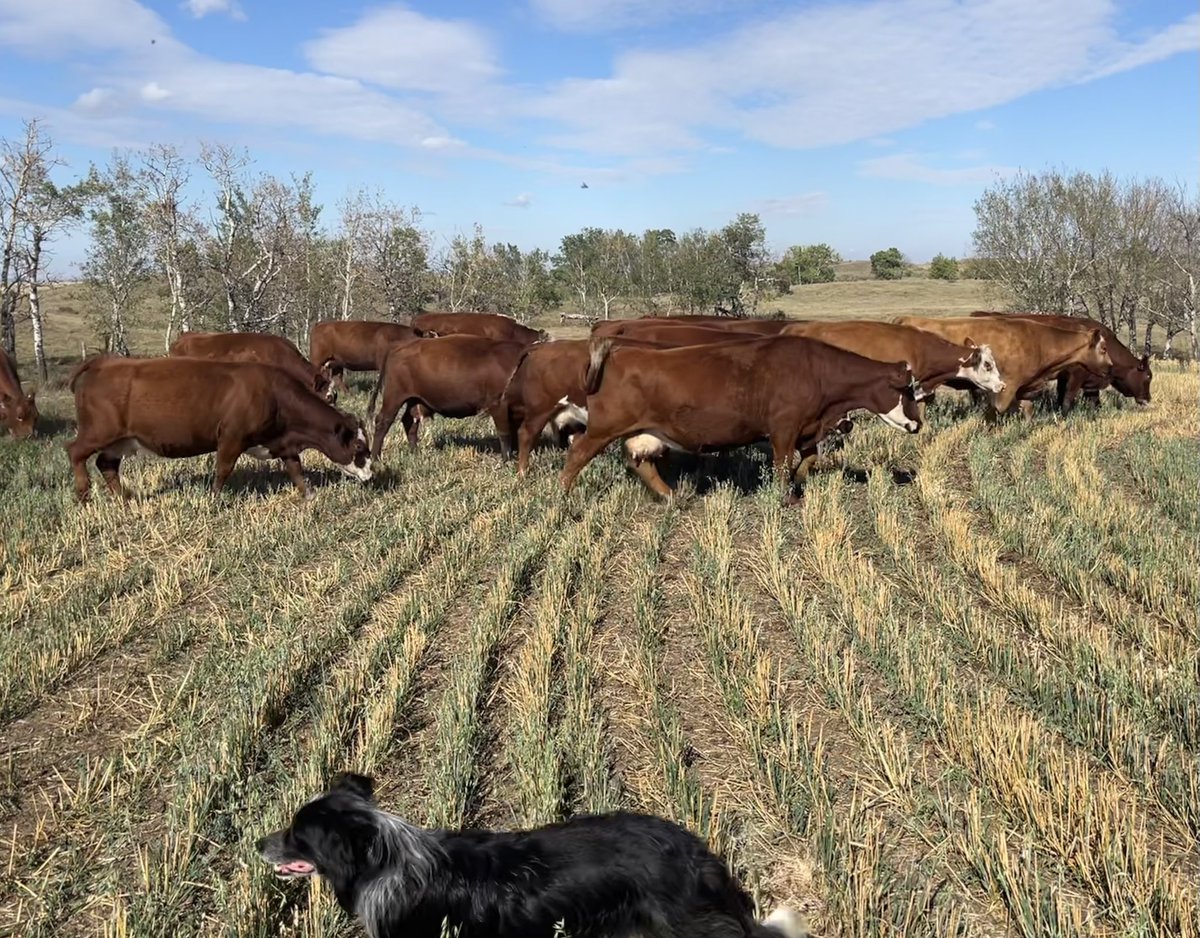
(10, 273), (1008, 380)
(1, 279), (1197, 938)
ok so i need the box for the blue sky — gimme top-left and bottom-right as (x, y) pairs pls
(0, 0), (1195, 273)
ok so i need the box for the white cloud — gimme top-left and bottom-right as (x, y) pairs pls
(857, 153), (1017, 186)
(140, 81), (171, 102)
(74, 87), (115, 111)
(304, 6), (499, 96)
(752, 192), (828, 216)
(528, 0), (1198, 156)
(975, 119), (996, 131)
(184, 0), (245, 20)
(504, 192), (533, 208)
(530, 0), (730, 32)
(1085, 11), (1200, 80)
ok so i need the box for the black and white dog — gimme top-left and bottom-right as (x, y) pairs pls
(258, 773), (805, 938)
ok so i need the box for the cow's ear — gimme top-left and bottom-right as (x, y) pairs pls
(1140, 354), (1150, 368)
(964, 336), (978, 349)
(27, 389), (36, 405)
(330, 772), (375, 801)
(1089, 329), (1105, 349)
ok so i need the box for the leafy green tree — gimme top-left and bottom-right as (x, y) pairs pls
(777, 243), (841, 285)
(870, 247), (907, 280)
(928, 253), (959, 281)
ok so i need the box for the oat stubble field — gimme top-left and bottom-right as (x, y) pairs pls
(1, 284), (1198, 938)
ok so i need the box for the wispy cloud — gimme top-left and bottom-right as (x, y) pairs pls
(304, 6), (500, 97)
(528, 0), (1197, 157)
(975, 119), (995, 131)
(858, 153), (1017, 186)
(752, 191), (828, 217)
(504, 192), (533, 208)
(183, 0), (245, 21)
(140, 81), (170, 102)
(529, 0), (732, 33)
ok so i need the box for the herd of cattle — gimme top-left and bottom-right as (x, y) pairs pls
(0, 308), (1152, 502)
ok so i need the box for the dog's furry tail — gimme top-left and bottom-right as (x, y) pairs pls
(758, 907), (807, 938)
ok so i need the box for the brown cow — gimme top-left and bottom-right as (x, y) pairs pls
(66, 356), (372, 501)
(969, 311), (1151, 409)
(560, 336), (925, 501)
(895, 316), (1111, 416)
(169, 331), (333, 401)
(309, 320), (427, 392)
(370, 335), (528, 460)
(588, 322), (764, 347)
(411, 311), (546, 345)
(497, 337), (674, 475)
(0, 349), (37, 439)
(781, 321), (1005, 394)
(592, 316), (796, 339)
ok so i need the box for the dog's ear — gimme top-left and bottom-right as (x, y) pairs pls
(330, 772), (376, 800)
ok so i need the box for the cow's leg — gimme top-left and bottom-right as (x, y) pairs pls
(488, 405), (513, 460)
(401, 405), (421, 451)
(1056, 371), (1081, 413)
(630, 457), (674, 499)
(96, 452), (127, 499)
(1018, 399), (1035, 420)
(65, 439), (96, 502)
(371, 395), (404, 460)
(517, 413), (553, 476)
(212, 440), (243, 495)
(559, 431), (614, 493)
(792, 443), (820, 485)
(771, 434), (802, 503)
(366, 375), (384, 419)
(282, 456), (312, 500)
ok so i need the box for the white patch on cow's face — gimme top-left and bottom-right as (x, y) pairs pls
(957, 345), (1005, 393)
(339, 457), (373, 483)
(245, 446), (272, 461)
(551, 396), (588, 432)
(877, 397), (919, 433)
(356, 428), (367, 446)
(624, 431), (685, 462)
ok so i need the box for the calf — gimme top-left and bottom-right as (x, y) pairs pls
(66, 356), (371, 501)
(895, 316), (1111, 417)
(370, 335), (528, 460)
(170, 331), (333, 401)
(411, 311), (546, 345)
(0, 349), (37, 439)
(561, 336), (926, 501)
(969, 311), (1150, 409)
(308, 320), (427, 393)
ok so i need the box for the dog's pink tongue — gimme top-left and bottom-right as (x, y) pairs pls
(279, 861), (315, 875)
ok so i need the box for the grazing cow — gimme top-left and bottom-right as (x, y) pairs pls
(66, 356), (372, 502)
(411, 311), (546, 345)
(370, 335), (528, 460)
(592, 316), (796, 339)
(169, 331), (333, 401)
(560, 336), (926, 501)
(969, 311), (1151, 409)
(895, 316), (1111, 417)
(498, 337), (671, 475)
(309, 320), (427, 393)
(0, 349), (37, 439)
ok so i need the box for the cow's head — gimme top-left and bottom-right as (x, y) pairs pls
(871, 364), (923, 433)
(0, 390), (37, 439)
(313, 371), (337, 403)
(956, 339), (1005, 394)
(332, 413), (372, 482)
(1113, 354), (1152, 405)
(1079, 329), (1112, 377)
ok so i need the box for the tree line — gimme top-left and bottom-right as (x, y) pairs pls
(973, 169), (1199, 358)
(2, 120), (1196, 379)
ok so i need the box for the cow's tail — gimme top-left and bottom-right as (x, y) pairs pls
(500, 345), (534, 405)
(584, 338), (614, 395)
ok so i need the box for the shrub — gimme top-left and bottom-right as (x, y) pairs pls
(929, 254), (960, 281)
(870, 247), (907, 280)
